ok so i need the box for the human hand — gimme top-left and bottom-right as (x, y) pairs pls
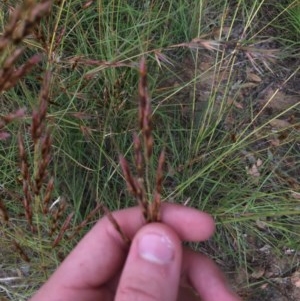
(30, 203), (241, 301)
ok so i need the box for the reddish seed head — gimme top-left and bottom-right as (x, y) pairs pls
(0, 132), (11, 140)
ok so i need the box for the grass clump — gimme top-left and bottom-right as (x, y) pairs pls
(0, 0), (300, 300)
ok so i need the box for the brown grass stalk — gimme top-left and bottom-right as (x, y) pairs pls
(49, 201), (66, 236)
(42, 177), (54, 214)
(75, 203), (101, 230)
(0, 108), (26, 140)
(11, 0), (52, 45)
(133, 132), (143, 178)
(1, 54), (42, 92)
(34, 130), (52, 195)
(118, 58), (164, 225)
(52, 212), (74, 248)
(31, 71), (51, 142)
(13, 240), (30, 262)
(68, 202), (103, 240)
(138, 57), (153, 159)
(18, 134), (34, 232)
(149, 149), (165, 222)
(0, 0), (52, 93)
(0, 108), (26, 126)
(101, 204), (131, 245)
(0, 199), (9, 222)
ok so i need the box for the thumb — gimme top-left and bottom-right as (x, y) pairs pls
(115, 223), (182, 301)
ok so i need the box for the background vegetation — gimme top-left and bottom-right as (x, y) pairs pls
(0, 0), (299, 300)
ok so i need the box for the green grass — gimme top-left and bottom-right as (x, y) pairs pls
(1, 0), (300, 299)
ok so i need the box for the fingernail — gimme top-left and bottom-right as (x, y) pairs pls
(138, 233), (175, 265)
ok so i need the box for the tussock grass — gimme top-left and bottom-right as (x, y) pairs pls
(0, 0), (299, 299)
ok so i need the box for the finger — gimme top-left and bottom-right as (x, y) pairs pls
(30, 203), (214, 301)
(177, 286), (201, 301)
(182, 248), (241, 301)
(115, 223), (182, 301)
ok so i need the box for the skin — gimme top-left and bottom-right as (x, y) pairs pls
(30, 203), (242, 301)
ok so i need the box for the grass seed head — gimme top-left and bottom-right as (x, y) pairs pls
(52, 212), (74, 248)
(138, 57), (153, 159)
(118, 58), (164, 224)
(13, 240), (30, 262)
(31, 71), (51, 142)
(119, 155), (138, 197)
(18, 134), (35, 230)
(133, 132), (143, 178)
(101, 204), (131, 245)
(43, 177), (54, 214)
